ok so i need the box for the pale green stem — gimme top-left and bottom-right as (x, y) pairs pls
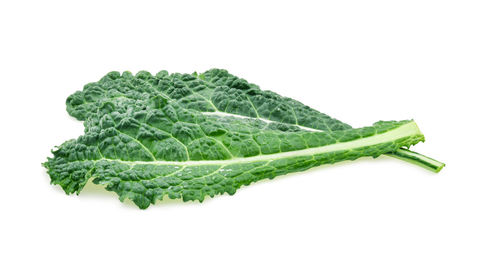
(386, 148), (445, 173)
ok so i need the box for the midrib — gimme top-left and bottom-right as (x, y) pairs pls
(91, 121), (421, 166)
(201, 111), (322, 132)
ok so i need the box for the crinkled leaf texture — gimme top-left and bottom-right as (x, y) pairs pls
(44, 69), (438, 209)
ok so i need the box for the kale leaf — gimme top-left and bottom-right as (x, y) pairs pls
(44, 69), (443, 209)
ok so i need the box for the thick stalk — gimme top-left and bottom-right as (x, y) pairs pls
(386, 148), (445, 173)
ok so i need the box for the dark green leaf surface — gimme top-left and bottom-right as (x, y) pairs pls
(44, 69), (437, 209)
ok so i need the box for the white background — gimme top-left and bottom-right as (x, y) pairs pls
(1, 1), (499, 260)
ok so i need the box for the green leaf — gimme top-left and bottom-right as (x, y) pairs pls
(44, 69), (443, 209)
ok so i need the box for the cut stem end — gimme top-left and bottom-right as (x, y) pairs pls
(386, 148), (445, 173)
